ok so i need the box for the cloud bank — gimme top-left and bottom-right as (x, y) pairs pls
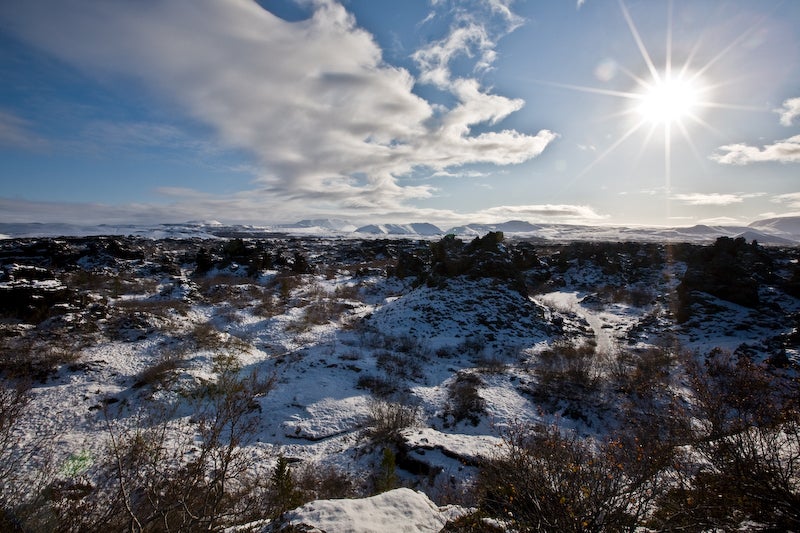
(672, 193), (745, 206)
(710, 135), (800, 165)
(0, 0), (555, 218)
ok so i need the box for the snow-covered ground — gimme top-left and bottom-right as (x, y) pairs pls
(2, 234), (798, 531)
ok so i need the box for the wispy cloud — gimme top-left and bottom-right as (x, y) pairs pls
(413, 0), (522, 85)
(710, 135), (800, 165)
(672, 192), (763, 206)
(0, 0), (554, 216)
(773, 192), (800, 209)
(0, 110), (48, 150)
(476, 204), (606, 222)
(776, 97), (800, 127)
(696, 216), (746, 226)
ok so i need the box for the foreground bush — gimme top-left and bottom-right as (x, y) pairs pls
(476, 423), (665, 533)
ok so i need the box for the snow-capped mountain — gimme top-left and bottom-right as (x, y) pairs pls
(4, 215), (800, 244)
(354, 222), (443, 236)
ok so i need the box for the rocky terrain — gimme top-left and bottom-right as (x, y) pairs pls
(1, 232), (799, 531)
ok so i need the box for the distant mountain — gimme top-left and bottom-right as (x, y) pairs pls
(354, 223), (442, 236)
(183, 220), (224, 226)
(749, 216), (800, 237)
(446, 220), (540, 236)
(734, 230), (797, 246)
(280, 219), (357, 232)
(4, 216), (800, 244)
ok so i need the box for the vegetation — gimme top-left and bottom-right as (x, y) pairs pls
(1, 234), (800, 531)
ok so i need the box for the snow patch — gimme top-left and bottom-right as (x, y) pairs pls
(280, 488), (468, 533)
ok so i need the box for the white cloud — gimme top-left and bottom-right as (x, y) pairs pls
(696, 216), (746, 226)
(710, 135), (800, 165)
(672, 193), (745, 206)
(475, 204), (606, 222)
(776, 97), (800, 126)
(0, 0), (554, 213)
(773, 192), (800, 208)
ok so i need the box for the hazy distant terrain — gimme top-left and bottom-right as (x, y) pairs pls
(1, 231), (799, 531)
(4, 215), (800, 244)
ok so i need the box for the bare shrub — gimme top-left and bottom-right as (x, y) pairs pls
(651, 349), (800, 531)
(612, 347), (675, 398)
(444, 372), (486, 427)
(294, 462), (358, 501)
(477, 423), (663, 532)
(364, 399), (420, 445)
(0, 338), (79, 381)
(132, 349), (184, 390)
(113, 296), (188, 317)
(53, 369), (275, 531)
(0, 381), (32, 523)
(375, 350), (424, 382)
(0, 381), (55, 531)
(334, 283), (362, 301)
(356, 375), (397, 398)
(531, 341), (599, 419)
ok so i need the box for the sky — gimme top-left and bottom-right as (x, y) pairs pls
(0, 0), (798, 228)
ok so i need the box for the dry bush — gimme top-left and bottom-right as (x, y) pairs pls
(650, 349), (800, 531)
(196, 274), (254, 304)
(0, 380), (56, 531)
(334, 283), (362, 301)
(52, 369), (275, 532)
(0, 339), (79, 381)
(597, 284), (655, 308)
(113, 297), (189, 318)
(364, 399), (421, 445)
(296, 296), (348, 329)
(477, 423), (664, 532)
(375, 350), (424, 382)
(190, 321), (224, 351)
(444, 372), (486, 427)
(294, 462), (358, 501)
(356, 375), (397, 398)
(612, 347), (675, 398)
(531, 341), (599, 419)
(132, 349), (185, 390)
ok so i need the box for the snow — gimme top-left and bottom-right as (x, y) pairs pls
(282, 395), (371, 441)
(279, 488), (468, 533)
(4, 216), (800, 242)
(4, 232), (799, 531)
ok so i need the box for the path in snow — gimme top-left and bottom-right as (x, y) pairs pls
(534, 291), (618, 355)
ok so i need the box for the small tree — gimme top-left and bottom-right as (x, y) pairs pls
(269, 455), (302, 519)
(373, 447), (398, 494)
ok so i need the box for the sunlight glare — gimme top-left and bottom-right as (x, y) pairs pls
(636, 73), (701, 126)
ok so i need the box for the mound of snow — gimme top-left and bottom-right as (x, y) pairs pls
(282, 396), (371, 441)
(369, 277), (548, 349)
(280, 488), (467, 532)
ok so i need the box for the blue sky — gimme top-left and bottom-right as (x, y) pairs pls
(0, 0), (798, 227)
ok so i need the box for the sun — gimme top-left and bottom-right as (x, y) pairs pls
(636, 72), (702, 126)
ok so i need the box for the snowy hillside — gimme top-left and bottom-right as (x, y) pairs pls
(5, 215), (800, 243)
(1, 233), (799, 531)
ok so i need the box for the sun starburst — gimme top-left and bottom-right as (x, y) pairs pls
(635, 72), (702, 126)
(543, 0), (768, 199)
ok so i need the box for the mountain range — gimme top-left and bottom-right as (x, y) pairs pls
(3, 216), (800, 244)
